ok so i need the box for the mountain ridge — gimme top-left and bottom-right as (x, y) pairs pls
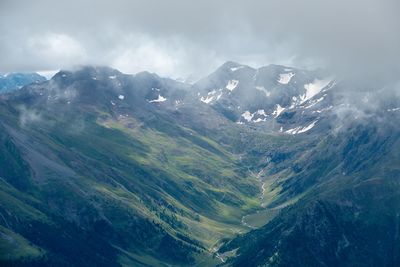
(0, 72), (46, 93)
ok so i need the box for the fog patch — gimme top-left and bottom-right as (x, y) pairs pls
(18, 106), (43, 127)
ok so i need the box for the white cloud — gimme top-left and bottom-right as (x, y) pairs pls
(112, 37), (179, 76)
(27, 33), (87, 67)
(108, 34), (221, 79)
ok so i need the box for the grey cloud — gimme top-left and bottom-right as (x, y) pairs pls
(1, 0), (399, 82)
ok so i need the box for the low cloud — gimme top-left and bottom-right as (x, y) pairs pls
(27, 33), (88, 68)
(0, 0), (399, 83)
(18, 106), (43, 127)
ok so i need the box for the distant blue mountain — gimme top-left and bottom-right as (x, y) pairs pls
(0, 72), (46, 92)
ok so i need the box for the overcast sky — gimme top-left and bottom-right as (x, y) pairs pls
(1, 0), (399, 80)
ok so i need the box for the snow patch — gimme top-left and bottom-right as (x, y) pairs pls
(200, 95), (214, 104)
(149, 95), (167, 103)
(301, 79), (331, 103)
(109, 75), (117, 79)
(240, 109), (268, 123)
(277, 72), (295, 84)
(200, 89), (223, 104)
(304, 96), (325, 109)
(226, 80), (239, 91)
(272, 104), (285, 118)
(253, 118), (265, 123)
(241, 111), (254, 122)
(231, 66), (244, 72)
(298, 120), (318, 133)
(285, 120), (318, 134)
(118, 95), (125, 100)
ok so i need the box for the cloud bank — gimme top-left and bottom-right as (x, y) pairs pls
(1, 0), (399, 81)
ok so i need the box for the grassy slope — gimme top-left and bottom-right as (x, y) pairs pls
(0, 225), (44, 261)
(0, 100), (262, 266)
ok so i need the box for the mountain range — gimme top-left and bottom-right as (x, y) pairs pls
(0, 73), (46, 93)
(1, 62), (399, 266)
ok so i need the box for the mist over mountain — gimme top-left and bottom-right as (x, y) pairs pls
(1, 0), (400, 266)
(2, 0), (400, 81)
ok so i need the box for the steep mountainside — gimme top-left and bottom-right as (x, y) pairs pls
(219, 116), (400, 266)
